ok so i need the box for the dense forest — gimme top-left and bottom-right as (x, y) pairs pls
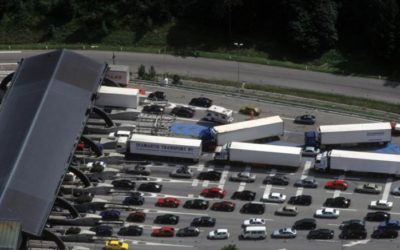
(1, 0), (400, 67)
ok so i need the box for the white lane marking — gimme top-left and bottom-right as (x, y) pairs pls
(0, 51), (21, 54)
(132, 240), (194, 248)
(263, 169), (276, 197)
(198, 163), (205, 172)
(296, 161), (312, 196)
(191, 179), (199, 187)
(388, 212), (400, 215)
(333, 175), (345, 198)
(192, 162), (204, 187)
(272, 187), (286, 190)
(327, 224), (340, 227)
(238, 182), (246, 192)
(295, 187), (304, 196)
(142, 209), (208, 216)
(326, 191), (353, 195)
(218, 165), (230, 189)
(281, 117), (295, 121)
(342, 239), (370, 247)
(382, 178), (393, 201)
(188, 194), (194, 198)
(202, 180), (209, 187)
(315, 240), (340, 243)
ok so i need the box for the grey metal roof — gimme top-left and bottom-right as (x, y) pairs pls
(0, 49), (107, 236)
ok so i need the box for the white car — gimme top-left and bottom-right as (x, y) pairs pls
(369, 200), (393, 210)
(207, 229), (230, 239)
(229, 172), (256, 183)
(108, 130), (131, 139)
(302, 146), (320, 157)
(242, 218), (266, 227)
(260, 193), (286, 203)
(315, 208), (340, 218)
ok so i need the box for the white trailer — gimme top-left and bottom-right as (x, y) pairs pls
(203, 105), (234, 124)
(319, 122), (392, 146)
(315, 150), (400, 175)
(95, 86), (139, 108)
(212, 116), (284, 146)
(129, 134), (202, 161)
(214, 142), (302, 167)
(105, 65), (130, 86)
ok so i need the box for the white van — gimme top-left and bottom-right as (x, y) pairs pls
(240, 226), (267, 240)
(203, 105), (234, 124)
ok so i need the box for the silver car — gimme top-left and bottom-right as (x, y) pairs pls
(170, 167), (193, 179)
(272, 228), (297, 238)
(275, 205), (298, 216)
(229, 172), (256, 183)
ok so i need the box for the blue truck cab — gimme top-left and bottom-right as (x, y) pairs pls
(305, 131), (318, 147)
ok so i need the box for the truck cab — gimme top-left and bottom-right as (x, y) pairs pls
(304, 131), (318, 147)
(213, 144), (229, 161)
(314, 152), (329, 171)
(203, 105), (233, 124)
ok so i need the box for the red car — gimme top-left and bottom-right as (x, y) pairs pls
(156, 197), (180, 208)
(126, 211), (146, 222)
(200, 187), (226, 199)
(152, 226), (175, 237)
(325, 179), (349, 190)
(211, 201), (235, 212)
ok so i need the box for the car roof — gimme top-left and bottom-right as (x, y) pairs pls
(215, 229), (228, 233)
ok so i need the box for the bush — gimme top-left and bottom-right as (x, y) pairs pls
(172, 74), (182, 85)
(221, 245), (239, 250)
(137, 64), (146, 79)
(148, 65), (156, 80)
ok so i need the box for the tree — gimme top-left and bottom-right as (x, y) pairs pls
(220, 245), (239, 250)
(148, 65), (157, 81)
(172, 74), (182, 85)
(137, 64), (146, 79)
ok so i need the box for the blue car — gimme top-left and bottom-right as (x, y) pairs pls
(294, 115), (316, 125)
(378, 220), (400, 230)
(100, 209), (121, 221)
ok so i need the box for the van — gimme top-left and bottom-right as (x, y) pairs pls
(203, 105), (234, 124)
(240, 226), (266, 240)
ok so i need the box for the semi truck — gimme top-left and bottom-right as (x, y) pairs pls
(128, 134), (202, 161)
(211, 116), (284, 146)
(305, 122), (392, 148)
(105, 65), (130, 86)
(214, 142), (302, 168)
(95, 86), (139, 108)
(314, 150), (400, 176)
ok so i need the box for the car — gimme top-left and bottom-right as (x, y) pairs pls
(154, 214), (179, 225)
(325, 179), (349, 190)
(138, 182), (162, 192)
(275, 205), (298, 216)
(371, 229), (398, 239)
(242, 218), (266, 227)
(260, 192), (286, 203)
(147, 91), (166, 101)
(302, 146), (320, 157)
(239, 106), (261, 116)
(197, 170), (222, 181)
(288, 195), (312, 206)
(210, 201), (235, 212)
(189, 97), (212, 107)
(315, 208), (340, 218)
(324, 197), (351, 208)
(294, 114), (316, 125)
(183, 199), (209, 210)
(118, 225), (143, 236)
(86, 161), (107, 172)
(200, 187), (226, 199)
(339, 228), (367, 239)
(231, 190), (256, 201)
(355, 183), (382, 194)
(142, 104), (165, 114)
(104, 239), (129, 250)
(369, 200), (393, 210)
(307, 229), (334, 239)
(207, 229), (230, 240)
(111, 179), (135, 189)
(294, 178), (318, 188)
(176, 226), (200, 237)
(271, 228), (297, 238)
(191, 216), (216, 227)
(126, 211), (146, 222)
(171, 106), (195, 118)
(339, 220), (365, 230)
(391, 186), (400, 196)
(169, 166), (193, 179)
(378, 220), (400, 230)
(229, 172), (256, 183)
(89, 225), (113, 236)
(151, 226), (175, 237)
(156, 197), (180, 208)
(263, 174), (289, 185)
(364, 211), (391, 222)
(122, 196), (144, 206)
(293, 218), (317, 230)
(240, 202), (265, 214)
(100, 209), (121, 221)
(126, 165), (151, 176)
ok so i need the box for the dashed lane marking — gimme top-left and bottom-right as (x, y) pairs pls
(238, 182), (246, 192)
(326, 191), (353, 195)
(333, 175), (345, 198)
(202, 180), (209, 187)
(382, 178), (393, 201)
(218, 165), (230, 189)
(131, 240), (194, 248)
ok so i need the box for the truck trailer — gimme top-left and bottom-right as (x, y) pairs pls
(211, 116), (284, 146)
(214, 142), (302, 167)
(105, 65), (130, 86)
(95, 86), (139, 108)
(129, 134), (202, 161)
(314, 150), (400, 175)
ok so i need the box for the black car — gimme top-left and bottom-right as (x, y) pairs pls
(307, 229), (334, 239)
(371, 229), (398, 239)
(89, 225), (113, 237)
(231, 190), (256, 201)
(288, 195), (312, 206)
(210, 201), (235, 212)
(240, 202), (265, 214)
(324, 197), (351, 208)
(339, 220), (365, 230)
(365, 211), (391, 222)
(183, 199), (209, 210)
(263, 174), (289, 185)
(191, 216), (216, 227)
(147, 91), (166, 101)
(142, 105), (165, 114)
(123, 196), (144, 205)
(197, 171), (222, 181)
(339, 229), (367, 239)
(294, 114), (316, 125)
(118, 225), (143, 236)
(171, 106), (195, 118)
(176, 226), (200, 237)
(189, 97), (212, 108)
(154, 214), (179, 225)
(111, 179), (136, 189)
(294, 178), (318, 188)
(138, 182), (162, 192)
(293, 218), (317, 230)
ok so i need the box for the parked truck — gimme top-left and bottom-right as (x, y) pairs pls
(305, 122), (392, 148)
(214, 142), (302, 167)
(129, 134), (202, 161)
(105, 65), (130, 86)
(314, 150), (400, 176)
(95, 86), (139, 108)
(211, 116), (284, 146)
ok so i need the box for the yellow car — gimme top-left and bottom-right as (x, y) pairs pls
(239, 106), (261, 116)
(104, 239), (129, 250)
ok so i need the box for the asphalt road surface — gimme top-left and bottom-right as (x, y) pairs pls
(0, 50), (399, 103)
